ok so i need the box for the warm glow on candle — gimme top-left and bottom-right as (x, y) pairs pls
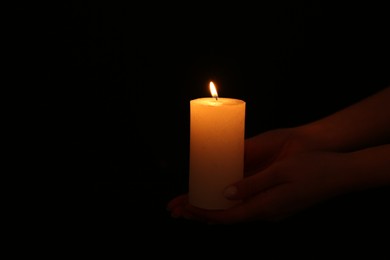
(189, 90), (246, 210)
(209, 81), (218, 100)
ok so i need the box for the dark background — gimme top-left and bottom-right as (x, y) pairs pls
(38, 1), (389, 245)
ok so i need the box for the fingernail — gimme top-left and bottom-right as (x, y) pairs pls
(224, 185), (237, 198)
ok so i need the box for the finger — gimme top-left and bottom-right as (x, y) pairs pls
(224, 166), (282, 200)
(186, 205), (246, 224)
(187, 183), (298, 224)
(169, 198), (215, 222)
(224, 182), (326, 223)
(166, 194), (188, 211)
(244, 134), (283, 172)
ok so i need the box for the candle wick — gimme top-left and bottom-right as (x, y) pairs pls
(215, 96), (218, 101)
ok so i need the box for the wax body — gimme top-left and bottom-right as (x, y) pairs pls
(189, 97), (245, 210)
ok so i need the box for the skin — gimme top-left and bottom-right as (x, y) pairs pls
(167, 87), (390, 224)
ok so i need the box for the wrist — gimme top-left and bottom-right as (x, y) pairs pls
(348, 144), (390, 189)
(293, 124), (341, 152)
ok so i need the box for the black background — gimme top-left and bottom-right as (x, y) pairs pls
(37, 1), (389, 247)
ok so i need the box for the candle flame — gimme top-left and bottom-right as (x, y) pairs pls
(209, 81), (218, 100)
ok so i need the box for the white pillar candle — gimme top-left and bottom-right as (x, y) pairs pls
(189, 82), (246, 210)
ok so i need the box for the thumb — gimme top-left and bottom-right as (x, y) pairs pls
(223, 167), (280, 200)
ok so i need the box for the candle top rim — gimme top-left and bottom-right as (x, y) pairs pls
(191, 97), (245, 106)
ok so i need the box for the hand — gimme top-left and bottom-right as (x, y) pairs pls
(243, 127), (324, 175)
(167, 127), (330, 223)
(167, 87), (390, 224)
(167, 150), (355, 224)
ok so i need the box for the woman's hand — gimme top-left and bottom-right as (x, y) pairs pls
(168, 150), (355, 223)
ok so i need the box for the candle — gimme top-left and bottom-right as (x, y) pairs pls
(188, 82), (246, 210)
